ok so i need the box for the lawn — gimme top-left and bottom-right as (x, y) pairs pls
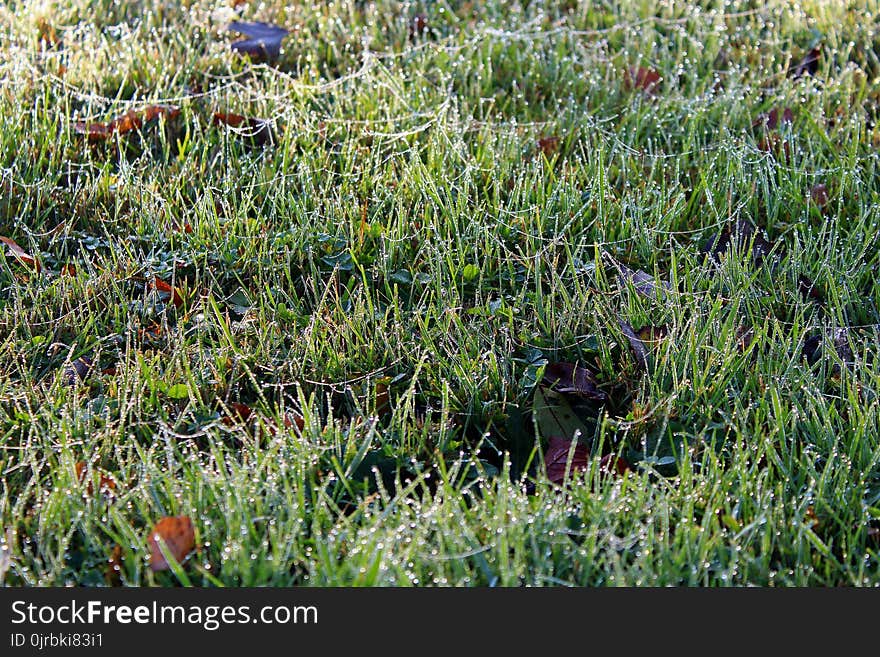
(1, 0), (879, 586)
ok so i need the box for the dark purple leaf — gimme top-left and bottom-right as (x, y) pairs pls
(63, 357), (92, 386)
(227, 21), (289, 62)
(542, 362), (607, 401)
(619, 320), (648, 371)
(544, 436), (590, 484)
(702, 218), (775, 264)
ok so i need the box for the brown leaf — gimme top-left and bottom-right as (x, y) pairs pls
(213, 112), (274, 146)
(798, 275), (824, 303)
(542, 362), (607, 401)
(635, 324), (668, 343)
(60, 263), (76, 277)
(753, 107), (793, 130)
(409, 14), (429, 39)
(148, 515), (195, 572)
(544, 436), (589, 484)
(604, 254), (669, 300)
(703, 218), (775, 264)
(624, 66), (662, 94)
(790, 46), (821, 79)
(375, 382), (391, 417)
(106, 545), (123, 586)
(810, 183), (829, 208)
(75, 460), (117, 495)
(0, 236), (41, 272)
(150, 277), (184, 309)
(536, 136), (560, 158)
(73, 105), (179, 142)
(221, 402), (253, 426)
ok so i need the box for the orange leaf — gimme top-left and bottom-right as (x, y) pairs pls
(213, 112), (274, 146)
(73, 105), (179, 142)
(148, 516), (195, 572)
(61, 263), (76, 277)
(75, 460), (117, 495)
(0, 236), (41, 272)
(150, 277), (184, 309)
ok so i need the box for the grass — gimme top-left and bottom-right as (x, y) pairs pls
(1, 0), (879, 586)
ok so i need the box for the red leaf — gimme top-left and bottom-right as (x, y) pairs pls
(0, 236), (41, 272)
(148, 516), (195, 572)
(599, 453), (633, 476)
(542, 362), (607, 401)
(150, 277), (184, 309)
(222, 402), (253, 426)
(544, 436), (589, 484)
(624, 66), (661, 94)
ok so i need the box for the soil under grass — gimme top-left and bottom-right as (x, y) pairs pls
(1, 0), (879, 586)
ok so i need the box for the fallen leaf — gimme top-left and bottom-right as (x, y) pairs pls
(74, 461), (117, 495)
(212, 112), (275, 146)
(0, 236), (41, 272)
(790, 46), (821, 79)
(227, 21), (289, 62)
(810, 183), (829, 208)
(702, 218), (775, 264)
(635, 324), (668, 343)
(544, 435), (589, 484)
(409, 14), (429, 39)
(63, 357), (92, 386)
(73, 105), (179, 142)
(608, 256), (669, 300)
(106, 545), (123, 586)
(598, 453), (633, 476)
(802, 328), (853, 368)
(221, 402), (253, 426)
(619, 320), (648, 371)
(798, 275), (824, 303)
(150, 277), (184, 309)
(375, 381), (391, 417)
(753, 107), (793, 130)
(148, 515), (195, 572)
(60, 263), (76, 277)
(533, 386), (595, 459)
(536, 136), (560, 158)
(541, 362), (607, 401)
(624, 66), (662, 94)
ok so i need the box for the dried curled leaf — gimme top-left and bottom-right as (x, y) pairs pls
(150, 277), (184, 309)
(212, 112), (275, 146)
(0, 236), (41, 272)
(227, 21), (289, 62)
(148, 515), (195, 572)
(619, 320), (648, 371)
(702, 218), (775, 264)
(753, 107), (793, 130)
(73, 105), (179, 142)
(536, 135), (560, 158)
(75, 460), (117, 495)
